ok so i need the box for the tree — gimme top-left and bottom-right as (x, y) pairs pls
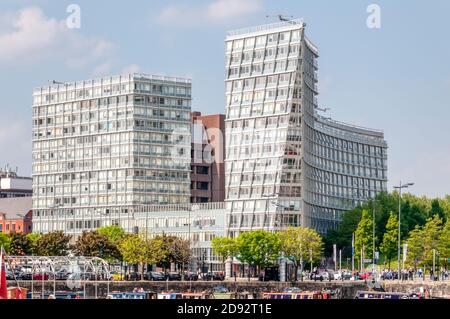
(73, 231), (121, 262)
(97, 225), (125, 244)
(406, 226), (423, 270)
(406, 215), (443, 270)
(26, 233), (41, 255)
(355, 210), (374, 267)
(118, 234), (149, 277)
(279, 227), (323, 281)
(421, 215), (443, 268)
(155, 235), (191, 271)
(9, 233), (33, 256)
(379, 212), (398, 268)
(438, 220), (450, 267)
(0, 233), (11, 253)
(170, 237), (191, 271)
(236, 230), (281, 278)
(146, 237), (167, 267)
(430, 199), (446, 222)
(35, 231), (72, 256)
(212, 237), (238, 271)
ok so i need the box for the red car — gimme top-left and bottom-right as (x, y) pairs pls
(358, 272), (372, 280)
(33, 273), (50, 281)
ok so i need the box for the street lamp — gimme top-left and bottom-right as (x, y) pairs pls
(262, 193), (288, 231)
(393, 181), (414, 283)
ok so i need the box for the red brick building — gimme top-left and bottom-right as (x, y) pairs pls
(0, 197), (33, 234)
(191, 112), (225, 203)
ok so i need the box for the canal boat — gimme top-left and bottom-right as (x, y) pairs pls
(354, 291), (420, 299)
(108, 292), (158, 299)
(263, 290), (337, 300)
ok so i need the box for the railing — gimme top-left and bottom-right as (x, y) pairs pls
(227, 18), (304, 37)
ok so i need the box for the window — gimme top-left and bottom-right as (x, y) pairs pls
(197, 182), (209, 190)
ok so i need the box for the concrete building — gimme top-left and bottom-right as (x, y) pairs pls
(0, 168), (32, 198)
(32, 73), (192, 234)
(191, 112), (225, 203)
(224, 19), (388, 236)
(0, 197), (33, 234)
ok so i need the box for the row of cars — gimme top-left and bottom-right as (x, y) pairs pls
(117, 271), (225, 282)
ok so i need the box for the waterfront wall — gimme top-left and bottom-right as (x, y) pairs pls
(382, 282), (450, 298)
(9, 281), (366, 299)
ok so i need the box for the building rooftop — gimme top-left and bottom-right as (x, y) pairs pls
(33, 73), (191, 93)
(0, 197), (32, 220)
(226, 18), (305, 38)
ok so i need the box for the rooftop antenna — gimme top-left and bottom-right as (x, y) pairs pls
(266, 14), (295, 23)
(316, 106), (331, 113)
(51, 80), (66, 85)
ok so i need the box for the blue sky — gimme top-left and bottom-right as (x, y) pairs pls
(0, 0), (449, 197)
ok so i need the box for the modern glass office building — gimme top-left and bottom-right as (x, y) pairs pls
(224, 19), (388, 235)
(31, 73), (192, 234)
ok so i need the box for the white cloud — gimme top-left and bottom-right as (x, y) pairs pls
(156, 0), (263, 27)
(0, 6), (115, 68)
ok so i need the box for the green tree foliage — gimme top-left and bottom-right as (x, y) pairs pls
(379, 212), (398, 268)
(0, 233), (11, 253)
(73, 231), (121, 262)
(236, 230), (281, 272)
(421, 215), (443, 267)
(35, 231), (72, 256)
(97, 225), (125, 244)
(430, 199), (446, 222)
(26, 233), (41, 255)
(406, 215), (443, 269)
(438, 220), (450, 266)
(155, 235), (191, 270)
(278, 227), (323, 281)
(355, 210), (374, 264)
(212, 237), (238, 271)
(324, 191), (445, 258)
(146, 236), (167, 266)
(405, 226), (423, 269)
(9, 233), (33, 256)
(118, 234), (149, 276)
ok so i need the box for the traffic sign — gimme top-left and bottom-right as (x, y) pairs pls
(363, 259), (372, 263)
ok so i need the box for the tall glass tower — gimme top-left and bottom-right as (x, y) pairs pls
(224, 19), (388, 236)
(32, 73), (192, 234)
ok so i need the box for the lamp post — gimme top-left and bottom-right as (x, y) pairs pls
(393, 181), (414, 283)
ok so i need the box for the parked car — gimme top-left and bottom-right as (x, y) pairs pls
(33, 273), (50, 281)
(144, 271), (166, 281)
(17, 272), (32, 281)
(55, 269), (71, 281)
(110, 271), (124, 281)
(213, 285), (229, 293)
(6, 271), (14, 280)
(334, 271), (352, 280)
(202, 272), (225, 281)
(127, 272), (142, 281)
(183, 272), (199, 281)
(358, 272), (372, 280)
(167, 272), (182, 281)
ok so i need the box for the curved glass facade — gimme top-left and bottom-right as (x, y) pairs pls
(224, 20), (388, 236)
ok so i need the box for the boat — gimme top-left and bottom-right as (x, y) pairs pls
(108, 292), (157, 299)
(354, 291), (421, 299)
(157, 292), (183, 299)
(181, 292), (212, 299)
(263, 290), (337, 300)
